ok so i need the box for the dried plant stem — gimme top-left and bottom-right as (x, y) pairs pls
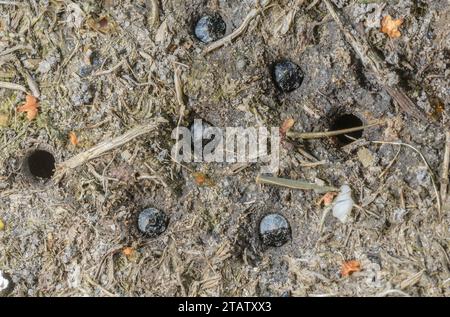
(256, 175), (338, 193)
(203, 0), (272, 54)
(173, 64), (186, 171)
(91, 59), (126, 77)
(0, 0), (23, 5)
(440, 131), (450, 202)
(287, 121), (380, 140)
(0, 81), (28, 93)
(371, 140), (441, 215)
(0, 44), (32, 57)
(57, 118), (167, 172)
(150, 0), (160, 27)
(322, 0), (426, 121)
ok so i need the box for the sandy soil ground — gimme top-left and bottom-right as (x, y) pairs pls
(0, 0), (449, 296)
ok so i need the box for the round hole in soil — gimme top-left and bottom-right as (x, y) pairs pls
(331, 114), (364, 146)
(26, 150), (56, 180)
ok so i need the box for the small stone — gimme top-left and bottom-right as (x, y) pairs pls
(194, 14), (226, 44)
(138, 208), (169, 237)
(272, 60), (304, 93)
(259, 213), (291, 247)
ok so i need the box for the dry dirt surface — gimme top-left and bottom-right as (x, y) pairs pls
(0, 0), (449, 297)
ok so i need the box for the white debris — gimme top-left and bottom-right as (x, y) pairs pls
(66, 3), (85, 29)
(274, 10), (296, 36)
(37, 50), (61, 74)
(332, 185), (354, 223)
(0, 271), (10, 292)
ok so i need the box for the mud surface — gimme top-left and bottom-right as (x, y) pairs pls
(0, 0), (449, 296)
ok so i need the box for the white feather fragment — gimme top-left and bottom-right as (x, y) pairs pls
(0, 271), (10, 292)
(332, 185), (354, 223)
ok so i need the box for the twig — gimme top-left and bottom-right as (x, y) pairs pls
(256, 175), (338, 193)
(203, 0), (272, 54)
(0, 81), (28, 93)
(173, 63), (186, 171)
(441, 131), (450, 202)
(91, 59), (126, 77)
(13, 58), (40, 97)
(0, 44), (33, 57)
(371, 140), (441, 215)
(322, 0), (426, 121)
(0, 0), (23, 5)
(378, 146), (401, 179)
(287, 121), (381, 140)
(56, 118), (167, 174)
(150, 0), (160, 27)
(306, 0), (320, 10)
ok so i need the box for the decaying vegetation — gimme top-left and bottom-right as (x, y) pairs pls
(0, 0), (449, 297)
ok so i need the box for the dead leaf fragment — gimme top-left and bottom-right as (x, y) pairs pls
(193, 172), (214, 187)
(341, 260), (361, 277)
(69, 131), (79, 146)
(0, 219), (4, 231)
(280, 118), (295, 134)
(122, 247), (134, 257)
(17, 95), (39, 121)
(380, 15), (404, 39)
(318, 192), (337, 207)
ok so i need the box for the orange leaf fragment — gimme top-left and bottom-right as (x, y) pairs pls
(318, 192), (337, 207)
(69, 131), (79, 146)
(122, 247), (134, 257)
(380, 15), (404, 39)
(192, 172), (214, 187)
(341, 260), (361, 277)
(17, 95), (39, 121)
(280, 118), (295, 134)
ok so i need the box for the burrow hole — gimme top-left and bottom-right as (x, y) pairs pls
(25, 149), (56, 180)
(331, 114), (363, 146)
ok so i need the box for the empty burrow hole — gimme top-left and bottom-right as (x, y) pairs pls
(23, 149), (56, 181)
(330, 113), (364, 146)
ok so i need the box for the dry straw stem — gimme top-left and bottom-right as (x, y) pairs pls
(57, 117), (167, 173)
(203, 0), (272, 54)
(0, 81), (28, 93)
(440, 131), (450, 202)
(150, 0), (160, 27)
(0, 0), (23, 6)
(371, 140), (441, 215)
(322, 0), (426, 122)
(287, 121), (381, 140)
(256, 175), (338, 193)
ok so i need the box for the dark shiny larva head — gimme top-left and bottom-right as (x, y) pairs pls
(271, 60), (304, 93)
(194, 14), (226, 44)
(137, 208), (169, 238)
(259, 213), (291, 247)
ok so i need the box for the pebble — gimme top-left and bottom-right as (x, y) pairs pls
(138, 208), (169, 237)
(194, 14), (226, 44)
(259, 213), (291, 247)
(272, 60), (304, 93)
